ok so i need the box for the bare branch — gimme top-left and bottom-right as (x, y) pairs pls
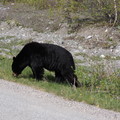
(112, 0), (118, 27)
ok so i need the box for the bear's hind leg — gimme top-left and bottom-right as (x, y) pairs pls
(66, 74), (79, 87)
(73, 74), (81, 87)
(62, 71), (81, 87)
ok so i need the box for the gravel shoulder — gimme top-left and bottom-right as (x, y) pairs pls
(0, 79), (120, 120)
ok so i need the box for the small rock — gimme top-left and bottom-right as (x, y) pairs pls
(71, 49), (80, 54)
(11, 3), (15, 6)
(46, 27), (49, 30)
(78, 46), (83, 50)
(86, 35), (92, 39)
(0, 22), (10, 30)
(61, 41), (64, 44)
(75, 56), (84, 61)
(22, 34), (26, 37)
(100, 54), (105, 58)
(111, 56), (116, 59)
(105, 29), (108, 32)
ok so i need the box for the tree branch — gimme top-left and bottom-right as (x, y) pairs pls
(112, 0), (118, 27)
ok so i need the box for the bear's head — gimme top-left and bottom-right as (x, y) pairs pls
(12, 57), (22, 77)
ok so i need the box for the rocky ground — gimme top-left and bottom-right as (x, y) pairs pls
(0, 2), (120, 72)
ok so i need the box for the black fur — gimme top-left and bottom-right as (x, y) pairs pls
(12, 42), (80, 87)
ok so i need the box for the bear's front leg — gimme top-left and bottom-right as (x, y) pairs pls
(31, 66), (44, 80)
(55, 71), (65, 83)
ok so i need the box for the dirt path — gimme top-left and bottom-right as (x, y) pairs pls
(0, 79), (120, 120)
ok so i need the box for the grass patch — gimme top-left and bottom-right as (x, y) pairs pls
(0, 57), (120, 112)
(0, 37), (32, 56)
(75, 59), (85, 64)
(74, 52), (88, 57)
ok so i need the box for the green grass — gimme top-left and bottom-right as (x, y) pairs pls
(0, 57), (120, 112)
(3, 0), (62, 9)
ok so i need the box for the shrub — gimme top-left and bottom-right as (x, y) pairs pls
(3, 0), (120, 30)
(76, 63), (120, 97)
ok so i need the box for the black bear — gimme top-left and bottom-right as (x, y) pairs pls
(12, 42), (80, 87)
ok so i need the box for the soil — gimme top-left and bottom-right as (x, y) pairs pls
(0, 2), (120, 71)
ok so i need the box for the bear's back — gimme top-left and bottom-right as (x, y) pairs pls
(17, 42), (75, 70)
(23, 42), (71, 57)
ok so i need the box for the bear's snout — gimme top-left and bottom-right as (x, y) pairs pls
(12, 73), (19, 77)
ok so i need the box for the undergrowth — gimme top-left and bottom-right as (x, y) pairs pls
(0, 57), (119, 112)
(3, 0), (120, 33)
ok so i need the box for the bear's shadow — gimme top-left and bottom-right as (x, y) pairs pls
(21, 73), (67, 85)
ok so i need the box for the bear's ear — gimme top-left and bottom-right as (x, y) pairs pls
(13, 57), (16, 61)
